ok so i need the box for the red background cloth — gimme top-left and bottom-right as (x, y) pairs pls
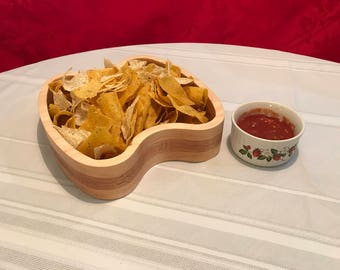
(1, 0), (340, 72)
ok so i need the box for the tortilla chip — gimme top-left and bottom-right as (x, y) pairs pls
(184, 86), (208, 107)
(63, 72), (88, 92)
(168, 95), (208, 123)
(77, 127), (116, 159)
(118, 71), (141, 108)
(53, 110), (74, 126)
(96, 91), (124, 139)
(134, 84), (152, 136)
(158, 76), (194, 106)
(144, 100), (162, 129)
(53, 90), (72, 111)
(93, 144), (121, 159)
(80, 105), (113, 132)
(55, 125), (90, 148)
(48, 104), (60, 119)
(121, 96), (139, 143)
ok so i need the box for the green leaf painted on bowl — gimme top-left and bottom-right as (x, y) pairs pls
(239, 149), (247, 155)
(271, 149), (278, 155)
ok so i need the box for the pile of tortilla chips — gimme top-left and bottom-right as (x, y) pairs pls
(48, 58), (210, 159)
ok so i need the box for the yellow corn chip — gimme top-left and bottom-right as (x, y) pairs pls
(144, 100), (162, 129)
(168, 61), (182, 77)
(48, 104), (60, 119)
(158, 76), (194, 106)
(48, 78), (63, 92)
(134, 84), (152, 136)
(118, 71), (141, 107)
(163, 108), (178, 123)
(72, 79), (102, 100)
(80, 105), (113, 132)
(168, 95), (208, 123)
(96, 91), (124, 138)
(128, 59), (147, 70)
(54, 125), (90, 148)
(175, 77), (194, 85)
(65, 116), (76, 128)
(97, 92), (123, 119)
(77, 127), (118, 159)
(184, 86), (208, 107)
(53, 110), (74, 126)
(53, 90), (72, 111)
(104, 58), (114, 68)
(93, 144), (120, 159)
(121, 96), (139, 143)
(63, 72), (88, 92)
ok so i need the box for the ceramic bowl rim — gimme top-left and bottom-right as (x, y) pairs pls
(231, 100), (305, 143)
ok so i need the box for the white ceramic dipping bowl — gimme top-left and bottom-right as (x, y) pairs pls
(230, 101), (304, 167)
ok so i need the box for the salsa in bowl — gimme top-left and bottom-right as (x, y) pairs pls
(230, 101), (304, 167)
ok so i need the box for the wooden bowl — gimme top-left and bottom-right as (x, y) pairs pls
(38, 56), (225, 200)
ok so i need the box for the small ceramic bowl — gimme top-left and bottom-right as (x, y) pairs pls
(230, 101), (304, 167)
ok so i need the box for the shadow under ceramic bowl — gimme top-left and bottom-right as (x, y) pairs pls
(230, 101), (304, 167)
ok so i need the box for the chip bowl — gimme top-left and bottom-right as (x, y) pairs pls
(230, 101), (304, 167)
(38, 56), (225, 200)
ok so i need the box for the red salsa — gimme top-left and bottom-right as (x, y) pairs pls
(237, 108), (295, 140)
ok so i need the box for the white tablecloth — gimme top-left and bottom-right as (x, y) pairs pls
(1, 43), (340, 270)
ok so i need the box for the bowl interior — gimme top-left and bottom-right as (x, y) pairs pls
(232, 101), (304, 140)
(46, 89), (217, 124)
(42, 56), (222, 166)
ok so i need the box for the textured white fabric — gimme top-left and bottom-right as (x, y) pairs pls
(0, 43), (340, 270)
